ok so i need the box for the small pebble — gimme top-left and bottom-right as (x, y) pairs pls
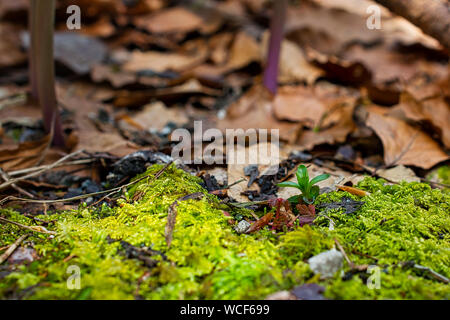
(234, 220), (251, 234)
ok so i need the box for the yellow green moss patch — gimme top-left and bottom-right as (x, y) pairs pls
(0, 165), (449, 299)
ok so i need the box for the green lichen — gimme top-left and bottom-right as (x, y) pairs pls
(0, 167), (449, 300)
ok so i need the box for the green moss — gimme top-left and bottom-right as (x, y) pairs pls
(0, 168), (449, 300)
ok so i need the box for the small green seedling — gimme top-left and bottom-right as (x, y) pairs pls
(277, 165), (330, 204)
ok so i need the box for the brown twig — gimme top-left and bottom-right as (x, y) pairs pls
(1, 162), (174, 207)
(0, 150), (85, 192)
(0, 216), (56, 235)
(0, 168), (35, 198)
(7, 159), (94, 177)
(334, 238), (355, 269)
(0, 234), (28, 265)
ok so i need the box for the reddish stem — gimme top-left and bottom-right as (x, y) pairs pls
(32, 0), (65, 147)
(263, 0), (288, 95)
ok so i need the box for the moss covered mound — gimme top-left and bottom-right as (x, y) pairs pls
(0, 164), (449, 299)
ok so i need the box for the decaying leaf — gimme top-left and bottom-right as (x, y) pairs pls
(377, 165), (421, 183)
(246, 211), (273, 234)
(261, 32), (324, 85)
(398, 90), (450, 149)
(0, 135), (50, 171)
(218, 85), (302, 143)
(133, 7), (204, 35)
(366, 108), (448, 169)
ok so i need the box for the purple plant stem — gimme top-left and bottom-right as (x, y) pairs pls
(263, 0), (288, 95)
(34, 0), (65, 146)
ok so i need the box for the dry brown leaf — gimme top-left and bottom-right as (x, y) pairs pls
(133, 7), (204, 34)
(366, 108), (448, 169)
(113, 78), (221, 108)
(285, 2), (383, 56)
(261, 32), (324, 85)
(118, 101), (188, 133)
(273, 83), (358, 128)
(58, 94), (139, 157)
(246, 212), (273, 234)
(0, 135), (50, 171)
(227, 142), (287, 203)
(91, 64), (137, 88)
(398, 90), (450, 149)
(218, 85), (302, 143)
(0, 23), (26, 68)
(78, 16), (115, 38)
(342, 43), (448, 86)
(377, 165), (420, 183)
(225, 31), (261, 70)
(122, 50), (206, 74)
(209, 32), (234, 65)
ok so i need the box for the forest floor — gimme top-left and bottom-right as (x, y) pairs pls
(0, 0), (449, 299)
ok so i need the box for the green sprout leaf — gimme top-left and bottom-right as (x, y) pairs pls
(310, 174), (330, 186)
(277, 165), (330, 205)
(296, 165), (309, 189)
(277, 181), (301, 189)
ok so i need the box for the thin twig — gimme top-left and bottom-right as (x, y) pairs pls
(411, 263), (449, 284)
(0, 150), (85, 192)
(0, 234), (28, 265)
(334, 238), (355, 269)
(0, 168), (35, 198)
(0, 162), (174, 206)
(7, 159), (94, 177)
(0, 216), (56, 235)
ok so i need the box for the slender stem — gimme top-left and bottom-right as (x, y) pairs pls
(263, 0), (288, 95)
(28, 0), (38, 100)
(33, 0), (65, 147)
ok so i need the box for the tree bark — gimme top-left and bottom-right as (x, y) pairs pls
(373, 0), (450, 50)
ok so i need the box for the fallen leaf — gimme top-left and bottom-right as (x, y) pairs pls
(273, 83), (358, 128)
(133, 7), (204, 34)
(377, 165), (421, 183)
(261, 32), (324, 85)
(122, 50), (206, 74)
(0, 135), (50, 171)
(218, 85), (302, 143)
(113, 78), (221, 108)
(225, 31), (261, 70)
(227, 141), (287, 203)
(366, 108), (448, 169)
(0, 23), (26, 68)
(91, 64), (137, 88)
(398, 90), (450, 149)
(118, 101), (188, 133)
(285, 2), (383, 56)
(246, 211), (273, 234)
